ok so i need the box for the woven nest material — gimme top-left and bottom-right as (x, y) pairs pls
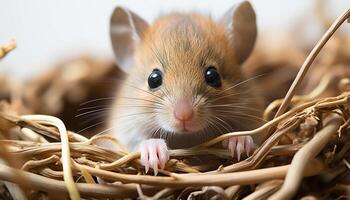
(0, 8), (349, 200)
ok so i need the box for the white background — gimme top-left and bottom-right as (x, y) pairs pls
(0, 0), (349, 79)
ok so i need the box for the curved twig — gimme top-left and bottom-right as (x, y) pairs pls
(20, 115), (80, 200)
(0, 163), (157, 198)
(267, 7), (350, 137)
(263, 74), (331, 120)
(74, 160), (323, 187)
(269, 116), (343, 200)
(21, 155), (60, 171)
(0, 40), (16, 59)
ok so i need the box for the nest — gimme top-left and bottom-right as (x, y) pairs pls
(0, 7), (349, 200)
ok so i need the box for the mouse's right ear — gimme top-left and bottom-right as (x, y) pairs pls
(220, 1), (257, 64)
(110, 7), (149, 73)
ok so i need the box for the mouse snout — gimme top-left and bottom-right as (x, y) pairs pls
(174, 100), (193, 122)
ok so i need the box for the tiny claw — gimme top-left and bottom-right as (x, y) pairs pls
(237, 147), (241, 161)
(228, 137), (237, 158)
(145, 164), (149, 174)
(152, 162), (158, 176)
(153, 168), (158, 176)
(159, 155), (167, 170)
(157, 140), (169, 170)
(236, 137), (245, 161)
(245, 136), (254, 157)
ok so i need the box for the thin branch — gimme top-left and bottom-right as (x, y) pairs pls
(0, 40), (16, 59)
(20, 115), (80, 200)
(267, 7), (350, 137)
(21, 155), (60, 171)
(263, 74), (331, 120)
(269, 116), (343, 199)
(0, 163), (157, 198)
(75, 160), (323, 187)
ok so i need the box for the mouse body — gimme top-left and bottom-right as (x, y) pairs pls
(107, 1), (262, 173)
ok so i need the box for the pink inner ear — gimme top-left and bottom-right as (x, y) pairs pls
(110, 6), (149, 73)
(174, 100), (194, 121)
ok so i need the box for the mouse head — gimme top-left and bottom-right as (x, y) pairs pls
(110, 1), (257, 136)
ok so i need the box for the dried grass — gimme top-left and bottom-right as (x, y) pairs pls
(0, 6), (349, 200)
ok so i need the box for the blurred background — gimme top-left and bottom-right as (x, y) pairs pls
(0, 0), (349, 79)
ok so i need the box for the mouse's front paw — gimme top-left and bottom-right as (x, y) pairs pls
(222, 136), (255, 161)
(139, 139), (169, 175)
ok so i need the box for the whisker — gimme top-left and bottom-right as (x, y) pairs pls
(212, 108), (264, 120)
(206, 117), (224, 136)
(219, 73), (266, 95)
(151, 127), (162, 139)
(209, 106), (262, 116)
(78, 105), (109, 111)
(207, 105), (262, 113)
(79, 113), (108, 126)
(234, 113), (268, 122)
(161, 129), (167, 140)
(208, 91), (250, 102)
(116, 104), (163, 110)
(93, 126), (116, 137)
(112, 112), (161, 120)
(77, 121), (106, 134)
(79, 97), (114, 106)
(221, 112), (266, 123)
(75, 108), (112, 118)
(122, 82), (165, 102)
(212, 116), (233, 133)
(118, 97), (165, 106)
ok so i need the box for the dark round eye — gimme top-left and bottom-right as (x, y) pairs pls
(205, 66), (221, 88)
(148, 69), (163, 89)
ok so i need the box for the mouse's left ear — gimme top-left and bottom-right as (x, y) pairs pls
(220, 1), (257, 64)
(110, 6), (149, 73)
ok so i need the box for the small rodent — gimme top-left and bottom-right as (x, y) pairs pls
(107, 1), (262, 174)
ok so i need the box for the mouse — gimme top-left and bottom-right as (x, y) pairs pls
(107, 1), (262, 174)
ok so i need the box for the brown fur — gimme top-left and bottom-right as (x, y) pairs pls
(109, 12), (262, 150)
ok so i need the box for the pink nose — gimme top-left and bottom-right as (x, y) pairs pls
(174, 101), (193, 121)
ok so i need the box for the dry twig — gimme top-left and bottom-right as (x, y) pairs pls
(267, 7), (350, 137)
(0, 40), (16, 59)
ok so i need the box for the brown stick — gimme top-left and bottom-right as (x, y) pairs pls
(269, 116), (343, 200)
(0, 40), (16, 59)
(0, 163), (157, 198)
(267, 7), (350, 138)
(243, 180), (283, 200)
(20, 115), (80, 200)
(76, 160), (323, 187)
(21, 155), (60, 171)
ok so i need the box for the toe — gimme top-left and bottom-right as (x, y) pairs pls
(156, 140), (169, 169)
(139, 142), (149, 173)
(236, 137), (245, 161)
(245, 136), (254, 156)
(148, 143), (159, 175)
(228, 137), (237, 157)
